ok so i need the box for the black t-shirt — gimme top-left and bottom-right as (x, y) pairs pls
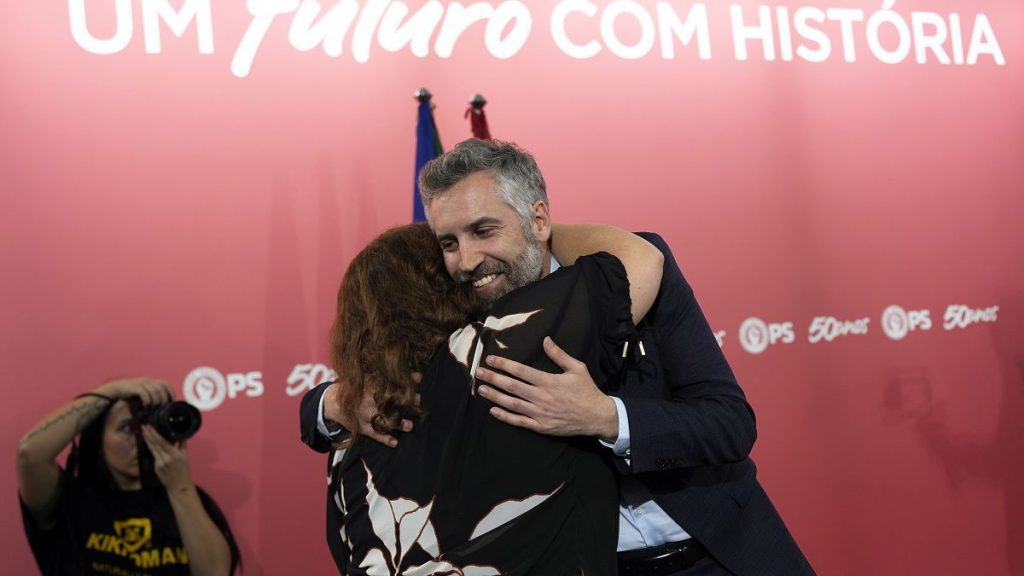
(21, 471), (230, 576)
(328, 253), (636, 576)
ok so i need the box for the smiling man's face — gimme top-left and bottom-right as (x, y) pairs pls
(428, 171), (549, 304)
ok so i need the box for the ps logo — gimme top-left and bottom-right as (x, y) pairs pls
(183, 366), (264, 411)
(738, 318), (794, 355)
(881, 306), (932, 341)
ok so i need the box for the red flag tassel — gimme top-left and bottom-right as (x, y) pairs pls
(466, 94), (491, 140)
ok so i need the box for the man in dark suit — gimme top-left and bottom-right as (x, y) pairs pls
(301, 139), (812, 575)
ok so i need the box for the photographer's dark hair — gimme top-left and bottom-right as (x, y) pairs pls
(67, 404), (117, 489)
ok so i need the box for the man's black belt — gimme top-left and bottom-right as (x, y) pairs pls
(617, 539), (709, 575)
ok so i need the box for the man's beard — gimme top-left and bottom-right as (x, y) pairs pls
(455, 236), (545, 305)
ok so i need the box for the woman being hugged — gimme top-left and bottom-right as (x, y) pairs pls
(325, 222), (662, 575)
(17, 377), (239, 575)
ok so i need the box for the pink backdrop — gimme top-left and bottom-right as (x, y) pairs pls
(2, 1), (1022, 574)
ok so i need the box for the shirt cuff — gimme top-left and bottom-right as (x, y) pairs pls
(599, 396), (631, 458)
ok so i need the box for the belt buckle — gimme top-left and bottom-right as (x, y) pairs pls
(642, 546), (689, 573)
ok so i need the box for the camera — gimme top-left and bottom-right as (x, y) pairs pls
(127, 397), (202, 442)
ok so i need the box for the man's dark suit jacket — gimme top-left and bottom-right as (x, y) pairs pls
(300, 233), (813, 575)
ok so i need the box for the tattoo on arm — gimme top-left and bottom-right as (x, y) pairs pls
(23, 398), (110, 444)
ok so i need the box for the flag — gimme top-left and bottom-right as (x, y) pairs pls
(466, 94), (491, 140)
(413, 88), (443, 222)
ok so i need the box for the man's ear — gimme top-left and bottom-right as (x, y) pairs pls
(531, 200), (551, 243)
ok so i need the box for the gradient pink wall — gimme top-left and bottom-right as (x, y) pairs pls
(2, 1), (1022, 574)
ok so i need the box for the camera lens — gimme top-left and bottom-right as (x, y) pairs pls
(152, 401), (202, 442)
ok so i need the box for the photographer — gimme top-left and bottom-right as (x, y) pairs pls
(16, 377), (239, 575)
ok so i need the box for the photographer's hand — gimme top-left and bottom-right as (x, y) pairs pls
(143, 426), (232, 575)
(142, 425), (193, 492)
(97, 377), (173, 406)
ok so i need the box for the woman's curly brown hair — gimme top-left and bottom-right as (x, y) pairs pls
(330, 223), (481, 439)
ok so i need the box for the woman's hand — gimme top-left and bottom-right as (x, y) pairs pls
(142, 425), (194, 493)
(96, 377), (173, 406)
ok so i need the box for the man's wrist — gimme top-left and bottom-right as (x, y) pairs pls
(598, 396), (631, 458)
(323, 418), (345, 435)
(317, 383), (348, 438)
(595, 395), (619, 442)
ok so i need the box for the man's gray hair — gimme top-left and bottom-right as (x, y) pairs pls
(418, 139), (548, 234)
